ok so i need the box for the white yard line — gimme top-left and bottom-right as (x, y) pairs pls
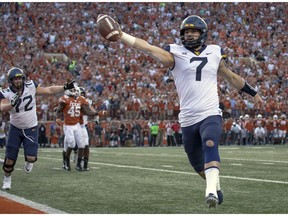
(0, 190), (67, 214)
(44, 155), (288, 185)
(41, 151), (288, 185)
(87, 161), (288, 185)
(39, 148), (288, 164)
(221, 157), (288, 164)
(87, 149), (288, 164)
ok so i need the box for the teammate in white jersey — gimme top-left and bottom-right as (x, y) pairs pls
(77, 87), (95, 171)
(106, 15), (263, 208)
(0, 67), (75, 190)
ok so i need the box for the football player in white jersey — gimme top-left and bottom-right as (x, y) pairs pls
(77, 87), (96, 171)
(109, 15), (264, 208)
(0, 67), (75, 190)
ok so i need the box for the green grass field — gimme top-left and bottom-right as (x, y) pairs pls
(0, 145), (288, 214)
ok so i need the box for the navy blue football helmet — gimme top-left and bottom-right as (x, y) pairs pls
(180, 15), (208, 49)
(7, 67), (26, 90)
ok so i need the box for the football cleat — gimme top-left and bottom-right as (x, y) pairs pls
(217, 190), (223, 205)
(2, 175), (11, 190)
(205, 193), (219, 208)
(63, 165), (71, 171)
(65, 159), (71, 171)
(83, 167), (90, 171)
(75, 166), (83, 171)
(24, 162), (33, 173)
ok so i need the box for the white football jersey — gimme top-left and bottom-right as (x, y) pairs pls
(168, 44), (223, 127)
(0, 80), (38, 129)
(81, 98), (92, 126)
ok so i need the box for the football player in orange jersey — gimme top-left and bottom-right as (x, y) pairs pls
(265, 116), (274, 145)
(279, 114), (287, 144)
(254, 114), (266, 128)
(244, 114), (254, 145)
(55, 88), (98, 171)
(272, 115), (280, 144)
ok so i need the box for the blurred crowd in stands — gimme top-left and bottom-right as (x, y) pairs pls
(0, 2), (287, 146)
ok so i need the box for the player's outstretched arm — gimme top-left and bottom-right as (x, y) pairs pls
(218, 59), (263, 106)
(120, 31), (174, 68)
(36, 80), (76, 95)
(97, 14), (174, 68)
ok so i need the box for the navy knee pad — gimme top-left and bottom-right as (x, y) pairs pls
(203, 138), (220, 163)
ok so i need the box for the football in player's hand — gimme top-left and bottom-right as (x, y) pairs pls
(97, 14), (121, 42)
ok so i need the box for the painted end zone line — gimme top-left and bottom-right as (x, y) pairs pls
(0, 190), (67, 214)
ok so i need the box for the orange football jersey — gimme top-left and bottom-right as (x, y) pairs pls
(59, 95), (87, 125)
(279, 120), (287, 131)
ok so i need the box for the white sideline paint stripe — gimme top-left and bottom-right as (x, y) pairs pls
(0, 190), (67, 214)
(40, 156), (288, 185)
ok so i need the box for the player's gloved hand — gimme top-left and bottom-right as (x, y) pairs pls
(64, 80), (75, 90)
(11, 92), (21, 107)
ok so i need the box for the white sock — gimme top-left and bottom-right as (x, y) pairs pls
(217, 173), (221, 191)
(205, 167), (219, 198)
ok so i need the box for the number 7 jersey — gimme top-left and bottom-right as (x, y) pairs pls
(167, 44), (225, 127)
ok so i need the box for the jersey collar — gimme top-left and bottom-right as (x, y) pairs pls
(186, 45), (207, 56)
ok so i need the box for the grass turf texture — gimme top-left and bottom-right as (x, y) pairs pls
(0, 145), (287, 214)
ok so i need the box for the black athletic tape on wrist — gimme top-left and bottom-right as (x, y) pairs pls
(240, 82), (257, 97)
